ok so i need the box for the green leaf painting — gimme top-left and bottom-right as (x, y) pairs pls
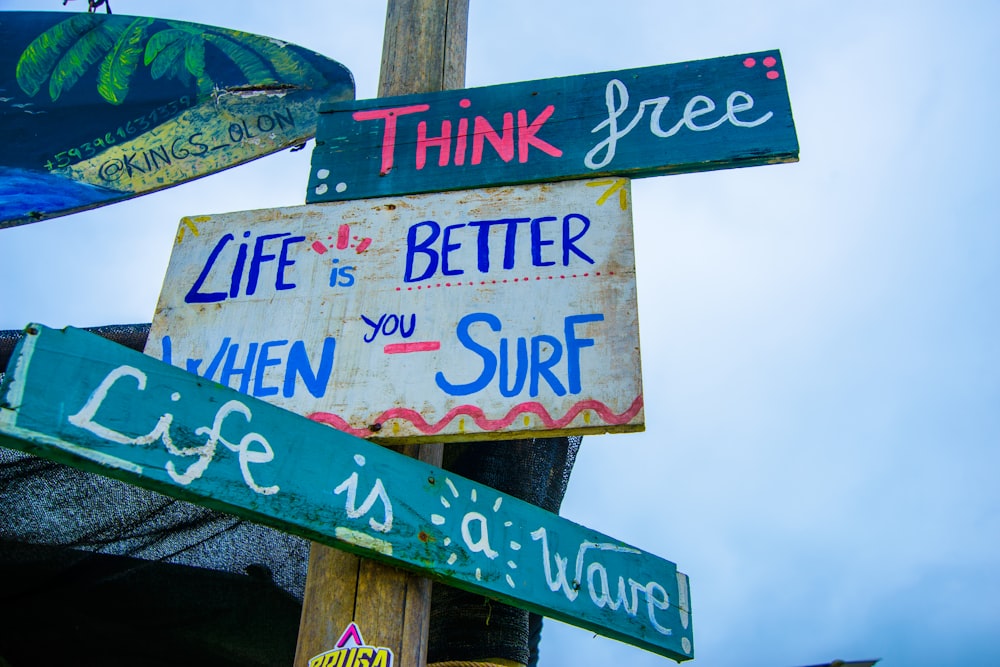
(16, 13), (329, 105)
(15, 13), (103, 97)
(47, 19), (126, 101)
(96, 17), (154, 104)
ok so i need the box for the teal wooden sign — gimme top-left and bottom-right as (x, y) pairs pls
(0, 324), (693, 661)
(0, 11), (354, 228)
(307, 50), (797, 203)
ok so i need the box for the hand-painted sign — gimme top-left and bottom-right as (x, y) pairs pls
(0, 324), (693, 661)
(145, 179), (643, 442)
(307, 50), (796, 203)
(0, 11), (354, 229)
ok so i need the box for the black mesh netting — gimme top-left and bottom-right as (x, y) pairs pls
(0, 325), (580, 667)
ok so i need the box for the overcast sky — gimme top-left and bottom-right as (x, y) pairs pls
(2, 1), (998, 666)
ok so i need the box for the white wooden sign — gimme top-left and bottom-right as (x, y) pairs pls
(146, 178), (642, 442)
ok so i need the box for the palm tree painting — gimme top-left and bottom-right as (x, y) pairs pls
(0, 11), (354, 229)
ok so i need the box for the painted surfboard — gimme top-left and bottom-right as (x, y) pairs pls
(0, 11), (354, 228)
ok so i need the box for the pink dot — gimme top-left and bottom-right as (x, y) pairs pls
(763, 56), (777, 67)
(743, 57), (756, 68)
(767, 70), (780, 80)
(460, 98), (471, 108)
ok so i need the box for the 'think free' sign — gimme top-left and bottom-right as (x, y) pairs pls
(307, 51), (797, 202)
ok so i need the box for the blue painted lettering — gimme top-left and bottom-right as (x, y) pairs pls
(404, 213), (594, 283)
(184, 231), (306, 304)
(362, 313), (417, 343)
(435, 312), (604, 397)
(167, 336), (337, 399)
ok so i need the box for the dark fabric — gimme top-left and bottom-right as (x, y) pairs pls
(0, 447), (311, 597)
(0, 445), (311, 665)
(427, 436), (580, 666)
(0, 541), (302, 667)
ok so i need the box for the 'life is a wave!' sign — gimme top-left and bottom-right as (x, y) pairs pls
(307, 51), (797, 203)
(146, 178), (642, 442)
(0, 324), (691, 661)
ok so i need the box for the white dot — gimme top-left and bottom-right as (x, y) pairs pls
(682, 638), (692, 654)
(171, 392), (181, 401)
(506, 574), (516, 588)
(315, 183), (328, 195)
(354, 454), (365, 466)
(316, 168), (330, 179)
(431, 514), (445, 525)
(336, 182), (348, 193)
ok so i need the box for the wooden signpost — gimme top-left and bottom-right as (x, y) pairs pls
(0, 11), (354, 228)
(0, 323), (693, 662)
(144, 178), (642, 442)
(307, 51), (798, 203)
(0, 4), (806, 663)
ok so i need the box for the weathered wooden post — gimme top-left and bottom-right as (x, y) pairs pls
(293, 2), (469, 665)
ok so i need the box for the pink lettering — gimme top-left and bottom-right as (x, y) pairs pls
(518, 105), (563, 163)
(472, 112), (515, 164)
(352, 104), (430, 174)
(416, 120), (452, 169)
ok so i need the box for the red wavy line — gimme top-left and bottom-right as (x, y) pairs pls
(308, 394), (643, 437)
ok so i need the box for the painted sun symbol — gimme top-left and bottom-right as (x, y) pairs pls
(430, 477), (521, 589)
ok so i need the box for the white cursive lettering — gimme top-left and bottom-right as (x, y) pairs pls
(531, 526), (673, 635)
(585, 79), (774, 169)
(68, 364), (278, 495)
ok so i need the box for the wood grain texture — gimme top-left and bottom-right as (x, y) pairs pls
(297, 2), (467, 664)
(307, 50), (797, 203)
(0, 324), (693, 661)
